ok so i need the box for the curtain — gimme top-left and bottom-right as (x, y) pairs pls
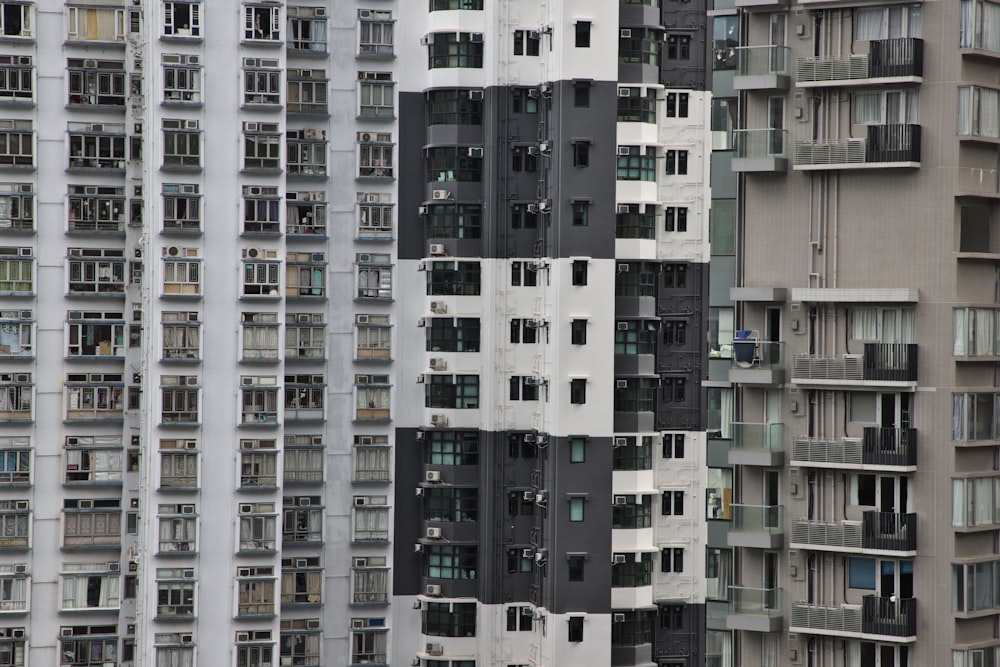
(955, 308), (968, 355)
(847, 641), (862, 667)
(852, 91), (882, 125)
(954, 479), (967, 526)
(310, 19), (325, 51)
(962, 1), (975, 48)
(904, 90), (920, 123)
(850, 307), (878, 339)
(720, 389), (733, 439)
(900, 309), (915, 343)
(976, 477), (993, 526)
(854, 8), (886, 40)
(954, 393), (967, 440)
(974, 308), (996, 354)
(984, 1), (1000, 52)
(907, 5), (922, 37)
(980, 88), (1000, 137)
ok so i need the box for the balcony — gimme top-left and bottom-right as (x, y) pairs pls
(734, 46), (790, 91)
(729, 339), (785, 385)
(732, 129), (788, 173)
(794, 125), (921, 170)
(791, 343), (917, 389)
(790, 602), (862, 635)
(796, 39), (923, 88)
(790, 429), (916, 470)
(790, 597), (916, 641)
(863, 595), (916, 640)
(791, 512), (916, 554)
(727, 586), (782, 633)
(728, 504), (783, 548)
(735, 0), (788, 8)
(729, 422), (784, 467)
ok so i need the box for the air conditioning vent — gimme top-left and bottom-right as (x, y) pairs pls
(425, 586), (442, 598)
(432, 190), (450, 200)
(429, 358), (447, 371)
(430, 414), (449, 427)
(430, 301), (448, 314)
(429, 244), (446, 256)
(426, 527), (442, 539)
(425, 470), (442, 483)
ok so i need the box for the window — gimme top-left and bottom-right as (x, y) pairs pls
(68, 60), (124, 107)
(0, 57), (29, 105)
(426, 375), (480, 409)
(429, 32), (485, 69)
(160, 376), (199, 424)
(0, 184), (33, 231)
(510, 261), (538, 287)
(427, 317), (480, 352)
(0, 573), (26, 612)
(287, 6), (326, 52)
(63, 498), (120, 548)
(666, 34), (691, 60)
(0, 121), (30, 168)
(569, 437), (586, 463)
(571, 260), (588, 286)
(66, 311), (125, 358)
(0, 373), (30, 422)
(280, 557), (321, 606)
(235, 630), (274, 667)
(570, 379), (586, 405)
(163, 1), (200, 37)
(350, 622), (386, 666)
(427, 204), (480, 240)
(568, 556), (585, 581)
(424, 602), (477, 637)
(707, 468), (733, 519)
(356, 193), (392, 239)
(0, 3), (30, 38)
(426, 431), (479, 466)
(287, 69), (328, 114)
(285, 253), (326, 300)
(663, 377), (687, 403)
(242, 254), (281, 299)
(156, 574), (194, 618)
(64, 373), (124, 421)
(162, 249), (201, 297)
(242, 123), (281, 172)
(661, 490), (684, 516)
(431, 0), (484, 8)
(613, 495), (652, 529)
(358, 133), (394, 178)
(237, 567), (276, 617)
(67, 185), (125, 233)
(67, 6), (125, 42)
(286, 193), (325, 237)
(614, 378), (657, 413)
(663, 263), (688, 288)
(162, 119), (200, 169)
(614, 436), (652, 471)
(352, 496), (389, 542)
(620, 27), (662, 65)
(161, 311), (199, 362)
(574, 82), (590, 107)
(662, 433), (685, 459)
(618, 87), (657, 123)
(244, 4), (281, 41)
(568, 616), (584, 643)
(359, 72), (394, 118)
(665, 206), (688, 232)
(240, 377), (279, 425)
(427, 261), (481, 296)
(162, 54), (201, 104)
(355, 374), (390, 421)
(240, 440), (278, 489)
(511, 145), (538, 172)
(0, 436), (29, 485)
(349, 555), (388, 605)
(159, 439), (198, 489)
(240, 312), (279, 361)
(570, 200), (589, 227)
(569, 497), (585, 522)
(511, 88), (539, 113)
(666, 92), (689, 118)
(243, 59), (281, 107)
(424, 545), (477, 579)
(612, 553), (652, 587)
(427, 89), (483, 125)
(238, 503), (277, 552)
(506, 606), (534, 631)
(575, 21), (591, 48)
(283, 312), (323, 361)
(954, 307), (1000, 356)
(240, 187), (281, 236)
(509, 376), (540, 401)
(157, 506), (196, 553)
(616, 204), (655, 239)
(613, 610), (656, 646)
(706, 549), (732, 599)
(571, 319), (588, 345)
(356, 254), (392, 300)
(513, 29), (540, 56)
(59, 627), (119, 667)
(855, 5), (921, 40)
(428, 146), (481, 182)
(284, 374), (324, 422)
(713, 16), (739, 70)
(64, 435), (122, 484)
(282, 496), (322, 544)
(615, 320), (658, 355)
(162, 184), (200, 232)
(510, 204), (538, 230)
(617, 146), (656, 181)
(351, 435), (387, 483)
(665, 149), (688, 175)
(425, 488), (478, 523)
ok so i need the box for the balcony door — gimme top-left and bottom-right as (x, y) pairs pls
(877, 559), (913, 599)
(878, 475), (910, 514)
(878, 392), (912, 431)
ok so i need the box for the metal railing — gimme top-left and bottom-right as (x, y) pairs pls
(736, 45), (790, 76)
(731, 504), (784, 533)
(733, 129), (788, 159)
(796, 38), (923, 83)
(731, 422), (784, 452)
(862, 427), (917, 466)
(790, 603), (862, 633)
(792, 344), (917, 382)
(729, 586), (782, 616)
(862, 511), (916, 551)
(862, 595), (916, 637)
(793, 125), (920, 167)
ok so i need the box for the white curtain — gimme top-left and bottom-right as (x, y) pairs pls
(963, 0), (976, 47)
(974, 308), (996, 354)
(847, 641), (862, 667)
(959, 87), (974, 135)
(907, 5), (922, 37)
(954, 479), (967, 526)
(976, 477), (993, 525)
(854, 7), (886, 40)
(157, 648), (193, 667)
(981, 88), (1000, 137)
(984, 0), (1000, 52)
(850, 307), (878, 339)
(900, 309), (915, 343)
(720, 389), (733, 439)
(354, 508), (388, 540)
(852, 92), (883, 125)
(954, 393), (967, 440)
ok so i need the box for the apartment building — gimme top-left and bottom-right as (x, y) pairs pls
(0, 0), (712, 666)
(721, 0), (1000, 665)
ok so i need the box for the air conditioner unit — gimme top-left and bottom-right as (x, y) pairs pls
(418, 205), (428, 215)
(614, 437), (628, 447)
(535, 492), (547, 504)
(425, 470), (442, 483)
(165, 246), (181, 257)
(534, 549), (547, 563)
(620, 29), (632, 38)
(353, 497), (367, 506)
(614, 613), (627, 622)
(616, 204), (632, 215)
(613, 554), (627, 565)
(522, 548), (534, 558)
(471, 33), (484, 42)
(108, 562), (121, 571)
(616, 380), (628, 389)
(181, 633), (193, 643)
(13, 565), (25, 574)
(306, 619), (320, 630)
(617, 263), (630, 272)
(420, 35), (432, 46)
(538, 142), (551, 153)
(527, 88), (540, 99)
(524, 376), (542, 387)
(429, 244), (446, 256)
(425, 586), (442, 598)
(617, 146), (631, 156)
(537, 200), (550, 212)
(430, 301), (448, 314)
(243, 248), (260, 259)
(236, 631), (251, 641)
(432, 190), (449, 200)
(616, 322), (630, 331)
(429, 358), (447, 371)
(525, 203), (539, 214)
(614, 495), (628, 505)
(430, 414), (449, 427)
(239, 504), (253, 513)
(303, 129), (325, 140)
(527, 146), (539, 156)
(468, 90), (484, 101)
(618, 87), (632, 98)
(467, 147), (483, 158)
(306, 192), (324, 202)
(417, 318), (427, 328)
(426, 527), (442, 539)
(84, 59), (98, 68)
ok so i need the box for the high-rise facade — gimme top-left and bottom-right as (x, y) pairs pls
(724, 1), (1000, 666)
(0, 1), (716, 667)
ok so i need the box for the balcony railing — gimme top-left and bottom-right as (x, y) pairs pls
(794, 125), (921, 168)
(792, 344), (917, 384)
(731, 422), (784, 453)
(733, 129), (787, 159)
(862, 511), (916, 552)
(796, 38), (923, 84)
(862, 427), (917, 466)
(791, 518), (862, 550)
(862, 595), (916, 637)
(791, 602), (862, 634)
(731, 504), (783, 534)
(729, 586), (782, 616)
(736, 46), (790, 76)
